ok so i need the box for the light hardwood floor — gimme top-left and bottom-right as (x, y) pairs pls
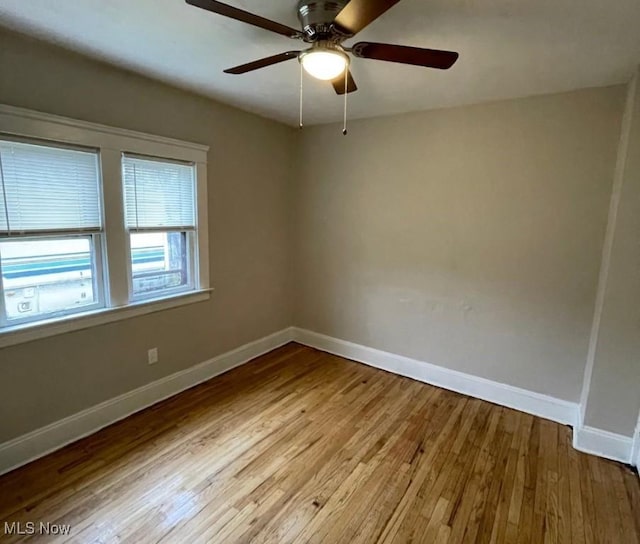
(0, 343), (638, 543)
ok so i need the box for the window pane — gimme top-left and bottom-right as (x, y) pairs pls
(122, 155), (195, 230)
(0, 140), (101, 234)
(130, 232), (190, 298)
(0, 237), (100, 322)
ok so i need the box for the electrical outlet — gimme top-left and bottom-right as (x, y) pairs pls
(148, 347), (158, 365)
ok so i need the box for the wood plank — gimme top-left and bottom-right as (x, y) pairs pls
(0, 343), (636, 544)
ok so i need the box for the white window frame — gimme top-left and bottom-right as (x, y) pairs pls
(121, 153), (199, 302)
(0, 104), (210, 348)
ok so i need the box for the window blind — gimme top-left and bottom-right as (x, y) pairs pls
(122, 155), (196, 231)
(0, 139), (102, 234)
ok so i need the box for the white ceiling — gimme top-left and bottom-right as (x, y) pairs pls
(1, 0), (640, 126)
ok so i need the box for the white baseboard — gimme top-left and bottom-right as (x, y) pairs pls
(2, 325), (632, 475)
(572, 419), (634, 465)
(292, 328), (578, 426)
(0, 327), (295, 476)
(632, 416), (640, 471)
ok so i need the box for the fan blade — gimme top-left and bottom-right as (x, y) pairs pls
(224, 51), (300, 74)
(333, 0), (402, 36)
(331, 70), (358, 94)
(186, 0), (303, 39)
(351, 42), (458, 69)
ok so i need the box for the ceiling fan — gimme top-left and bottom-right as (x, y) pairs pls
(185, 0), (459, 95)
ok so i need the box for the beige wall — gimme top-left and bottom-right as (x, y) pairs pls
(0, 29), (295, 442)
(583, 72), (640, 436)
(0, 26), (634, 444)
(294, 87), (624, 402)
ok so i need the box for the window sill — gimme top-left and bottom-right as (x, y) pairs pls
(0, 289), (212, 349)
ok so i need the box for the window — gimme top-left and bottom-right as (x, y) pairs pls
(122, 155), (196, 299)
(130, 232), (190, 297)
(0, 139), (104, 326)
(0, 104), (209, 345)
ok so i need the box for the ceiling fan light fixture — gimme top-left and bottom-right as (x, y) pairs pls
(300, 48), (349, 80)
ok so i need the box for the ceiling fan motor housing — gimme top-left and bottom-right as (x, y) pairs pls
(297, 0), (350, 41)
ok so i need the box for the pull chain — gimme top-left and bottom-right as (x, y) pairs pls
(299, 62), (304, 130)
(0, 152), (10, 235)
(342, 69), (348, 135)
